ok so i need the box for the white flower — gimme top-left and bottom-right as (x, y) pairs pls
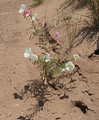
(29, 54), (38, 62)
(44, 53), (50, 62)
(45, 59), (50, 62)
(73, 54), (80, 61)
(24, 48), (38, 62)
(25, 48), (31, 53)
(30, 13), (37, 21)
(19, 4), (25, 13)
(62, 69), (65, 72)
(65, 61), (75, 71)
(24, 48), (31, 58)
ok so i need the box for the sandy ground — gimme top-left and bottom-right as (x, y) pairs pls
(0, 0), (99, 120)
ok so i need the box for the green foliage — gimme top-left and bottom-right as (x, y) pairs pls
(32, 0), (44, 4)
(36, 55), (65, 82)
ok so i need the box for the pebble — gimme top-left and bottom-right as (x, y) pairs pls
(21, 111), (24, 114)
(14, 104), (19, 107)
(6, 113), (11, 117)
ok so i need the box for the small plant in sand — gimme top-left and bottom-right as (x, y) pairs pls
(19, 4), (81, 85)
(19, 4), (59, 47)
(24, 48), (81, 84)
(24, 48), (66, 84)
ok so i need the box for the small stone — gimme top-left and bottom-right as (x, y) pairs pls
(21, 112), (24, 114)
(7, 113), (11, 117)
(16, 104), (19, 107)
(14, 104), (19, 107)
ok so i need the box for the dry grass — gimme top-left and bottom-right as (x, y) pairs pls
(32, 0), (44, 4)
(87, 0), (99, 27)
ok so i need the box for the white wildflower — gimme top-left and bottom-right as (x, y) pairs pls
(19, 4), (25, 13)
(24, 48), (31, 58)
(24, 48), (38, 62)
(44, 53), (50, 62)
(30, 13), (37, 21)
(29, 54), (38, 62)
(73, 54), (80, 61)
(65, 61), (75, 71)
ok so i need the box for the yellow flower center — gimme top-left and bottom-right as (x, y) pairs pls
(69, 64), (72, 67)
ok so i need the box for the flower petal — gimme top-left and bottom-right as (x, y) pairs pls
(19, 9), (24, 13)
(25, 48), (31, 53)
(73, 54), (80, 61)
(24, 52), (30, 58)
(45, 59), (50, 62)
(26, 14), (29, 17)
(44, 79), (47, 85)
(19, 4), (25, 13)
(56, 32), (61, 40)
(66, 67), (70, 71)
(44, 53), (50, 62)
(30, 13), (37, 21)
(30, 54), (38, 62)
(44, 53), (50, 59)
(24, 9), (32, 16)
